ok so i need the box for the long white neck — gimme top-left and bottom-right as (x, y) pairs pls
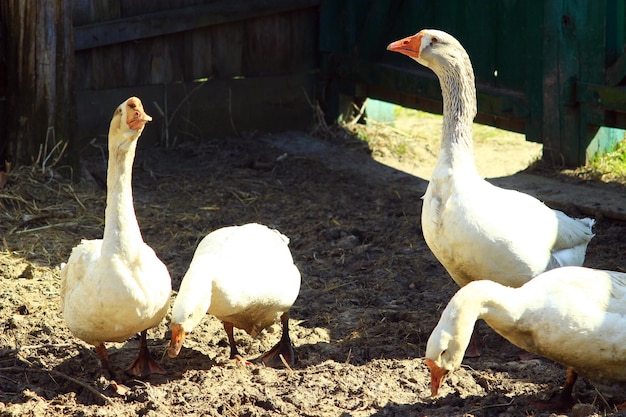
(102, 135), (143, 255)
(172, 255), (215, 332)
(435, 58), (478, 173)
(472, 281), (522, 330)
(432, 281), (522, 367)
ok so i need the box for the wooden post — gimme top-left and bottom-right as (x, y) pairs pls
(542, 0), (607, 166)
(0, 1), (76, 171)
(0, 15), (7, 187)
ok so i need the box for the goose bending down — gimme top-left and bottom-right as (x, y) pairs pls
(387, 30), (594, 355)
(425, 266), (626, 408)
(60, 97), (171, 380)
(168, 223), (301, 367)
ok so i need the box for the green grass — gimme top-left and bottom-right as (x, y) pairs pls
(579, 139), (626, 183)
(388, 104), (626, 184)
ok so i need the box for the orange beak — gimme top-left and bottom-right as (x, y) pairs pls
(425, 358), (448, 397)
(386, 32), (424, 59)
(168, 323), (187, 358)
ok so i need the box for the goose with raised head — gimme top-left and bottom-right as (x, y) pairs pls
(386, 31), (594, 296)
(60, 97), (171, 381)
(425, 266), (626, 409)
(168, 223), (301, 368)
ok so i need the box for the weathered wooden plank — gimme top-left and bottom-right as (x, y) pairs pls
(74, 0), (320, 51)
(541, 1), (581, 165)
(74, 3), (319, 89)
(119, 0), (207, 17)
(605, 0), (626, 86)
(577, 82), (626, 117)
(576, 1), (608, 163)
(606, 51), (626, 86)
(0, 13), (7, 174)
(356, 1), (403, 61)
(147, 32), (187, 85)
(493, 0), (528, 91)
(242, 9), (318, 75)
(185, 27), (213, 81)
(210, 22), (244, 78)
(524, 0), (544, 142)
(196, 73), (316, 137)
(1, 0), (76, 166)
(82, 1), (123, 90)
(74, 72), (317, 146)
(243, 13), (295, 75)
(331, 56), (529, 121)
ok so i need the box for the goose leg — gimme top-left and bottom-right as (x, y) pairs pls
(95, 342), (130, 394)
(465, 323), (482, 358)
(223, 322), (250, 365)
(531, 368), (578, 411)
(258, 312), (295, 368)
(558, 368), (578, 407)
(125, 330), (167, 377)
(95, 342), (116, 378)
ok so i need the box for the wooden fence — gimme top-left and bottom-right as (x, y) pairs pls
(2, 1), (626, 168)
(320, 0), (626, 166)
(72, 0), (320, 147)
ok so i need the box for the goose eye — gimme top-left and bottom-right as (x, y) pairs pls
(431, 36), (439, 45)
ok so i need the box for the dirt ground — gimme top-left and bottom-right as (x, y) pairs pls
(1, 117), (626, 417)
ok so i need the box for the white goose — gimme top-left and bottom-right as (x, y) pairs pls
(425, 266), (626, 408)
(387, 30), (594, 287)
(168, 223), (301, 367)
(387, 30), (594, 355)
(60, 97), (171, 379)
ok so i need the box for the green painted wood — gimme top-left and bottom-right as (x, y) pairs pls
(606, 0), (626, 65)
(365, 99), (394, 124)
(606, 52), (626, 86)
(604, 1), (626, 86)
(577, 1), (608, 164)
(541, 1), (579, 164)
(320, 0), (626, 165)
(331, 56), (529, 122)
(586, 127), (626, 161)
(321, 0), (539, 139)
(578, 83), (626, 113)
(525, 0), (545, 142)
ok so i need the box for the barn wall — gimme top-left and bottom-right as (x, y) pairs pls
(72, 0), (320, 147)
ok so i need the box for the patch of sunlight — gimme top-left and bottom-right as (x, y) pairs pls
(360, 105), (543, 180)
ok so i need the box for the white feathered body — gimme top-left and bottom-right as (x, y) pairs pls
(61, 240), (171, 344)
(60, 97), (171, 348)
(427, 267), (626, 383)
(388, 29), (594, 289)
(172, 223), (301, 336)
(422, 167), (595, 287)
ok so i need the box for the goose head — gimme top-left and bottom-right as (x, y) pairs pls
(167, 263), (214, 358)
(387, 28), (477, 128)
(424, 317), (469, 397)
(387, 29), (470, 73)
(109, 97), (153, 144)
(168, 305), (207, 358)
